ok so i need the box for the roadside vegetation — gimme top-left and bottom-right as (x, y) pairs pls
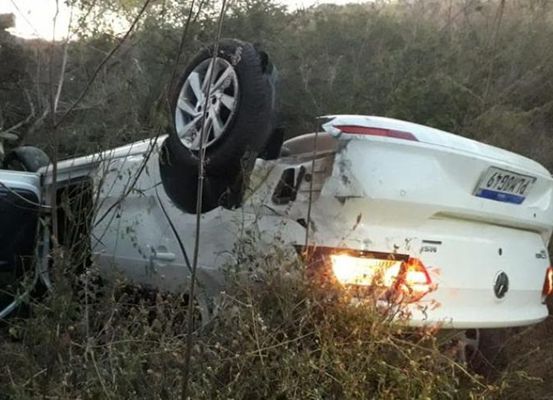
(4, 0), (553, 167)
(0, 255), (514, 399)
(1, 0), (553, 398)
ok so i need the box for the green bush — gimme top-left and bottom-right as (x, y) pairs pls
(0, 257), (508, 400)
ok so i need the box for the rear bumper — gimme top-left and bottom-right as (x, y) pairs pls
(308, 206), (549, 329)
(307, 197), (551, 329)
(406, 295), (547, 329)
(297, 134), (553, 329)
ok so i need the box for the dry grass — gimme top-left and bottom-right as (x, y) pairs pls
(0, 255), (531, 400)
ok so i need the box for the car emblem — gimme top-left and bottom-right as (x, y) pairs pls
(494, 271), (509, 299)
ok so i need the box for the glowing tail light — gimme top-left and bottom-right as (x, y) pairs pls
(334, 125), (418, 141)
(330, 254), (401, 286)
(542, 266), (553, 303)
(329, 253), (432, 303)
(396, 257), (433, 302)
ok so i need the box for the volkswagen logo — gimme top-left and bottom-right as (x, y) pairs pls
(494, 271), (509, 299)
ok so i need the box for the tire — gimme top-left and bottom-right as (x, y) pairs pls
(114, 284), (212, 332)
(3, 146), (50, 172)
(440, 328), (509, 380)
(161, 39), (276, 212)
(159, 139), (247, 213)
(467, 328), (509, 379)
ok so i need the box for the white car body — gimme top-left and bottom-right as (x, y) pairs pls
(38, 115), (553, 329)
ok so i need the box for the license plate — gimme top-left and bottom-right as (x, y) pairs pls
(474, 167), (536, 204)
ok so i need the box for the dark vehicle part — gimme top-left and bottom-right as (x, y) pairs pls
(442, 328), (509, 379)
(55, 178), (94, 270)
(466, 328), (510, 379)
(0, 183), (40, 316)
(161, 39), (276, 213)
(272, 166), (306, 205)
(260, 126), (285, 160)
(160, 140), (247, 213)
(3, 146), (50, 172)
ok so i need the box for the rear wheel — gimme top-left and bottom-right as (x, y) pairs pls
(3, 146), (50, 172)
(114, 284), (212, 332)
(466, 329), (509, 379)
(161, 39), (276, 213)
(443, 329), (508, 379)
(174, 56), (240, 152)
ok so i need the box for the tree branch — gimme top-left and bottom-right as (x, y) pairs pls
(54, 0), (153, 128)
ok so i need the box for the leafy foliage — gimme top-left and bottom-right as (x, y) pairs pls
(4, 1), (553, 165)
(0, 258), (504, 399)
(1, 0), (553, 398)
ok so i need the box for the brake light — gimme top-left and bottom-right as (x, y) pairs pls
(330, 254), (401, 287)
(395, 257), (433, 302)
(334, 125), (418, 141)
(542, 266), (553, 303)
(329, 253), (432, 303)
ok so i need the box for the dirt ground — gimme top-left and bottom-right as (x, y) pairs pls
(497, 301), (553, 399)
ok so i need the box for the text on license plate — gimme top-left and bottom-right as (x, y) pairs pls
(474, 167), (536, 204)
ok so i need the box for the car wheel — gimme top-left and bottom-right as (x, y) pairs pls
(115, 284), (213, 332)
(161, 39), (276, 213)
(3, 146), (50, 172)
(170, 39), (275, 169)
(160, 141), (246, 213)
(445, 329), (508, 379)
(466, 328), (509, 379)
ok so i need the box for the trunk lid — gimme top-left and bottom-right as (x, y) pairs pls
(322, 115), (549, 177)
(320, 115), (553, 241)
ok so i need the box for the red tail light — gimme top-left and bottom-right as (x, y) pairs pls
(326, 250), (432, 303)
(542, 266), (553, 303)
(395, 257), (433, 302)
(334, 125), (418, 141)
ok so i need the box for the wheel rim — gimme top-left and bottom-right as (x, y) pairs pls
(453, 329), (480, 364)
(174, 57), (239, 151)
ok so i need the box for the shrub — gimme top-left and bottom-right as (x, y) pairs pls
(0, 255), (505, 399)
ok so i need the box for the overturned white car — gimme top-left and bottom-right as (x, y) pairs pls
(1, 40), (552, 357)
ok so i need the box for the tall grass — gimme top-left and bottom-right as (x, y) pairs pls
(0, 253), (520, 399)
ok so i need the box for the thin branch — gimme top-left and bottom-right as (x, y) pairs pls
(483, 0), (506, 104)
(69, 0), (98, 41)
(21, 109), (49, 143)
(155, 0), (208, 282)
(181, 1), (230, 397)
(8, 0), (41, 37)
(155, 186), (193, 273)
(55, 0), (153, 128)
(167, 0), (197, 99)
(0, 90), (35, 137)
(53, 5), (74, 113)
(304, 122), (319, 249)
(48, 0), (61, 245)
(93, 137), (159, 228)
